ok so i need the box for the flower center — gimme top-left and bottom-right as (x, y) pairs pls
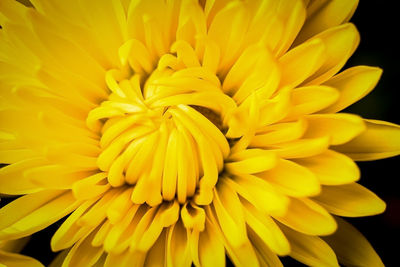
(86, 57), (235, 206)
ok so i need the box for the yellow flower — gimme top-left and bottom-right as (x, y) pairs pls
(0, 0), (399, 266)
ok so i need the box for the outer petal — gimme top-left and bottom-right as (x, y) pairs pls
(0, 251), (44, 267)
(0, 190), (78, 240)
(321, 66), (382, 113)
(280, 223), (339, 267)
(312, 183), (386, 217)
(323, 217), (384, 267)
(295, 0), (359, 44)
(293, 150), (360, 185)
(333, 119), (400, 161)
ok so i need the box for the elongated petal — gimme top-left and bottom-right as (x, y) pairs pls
(303, 113), (366, 145)
(275, 198), (337, 236)
(333, 119), (400, 160)
(293, 150), (360, 185)
(296, 0), (358, 44)
(259, 159), (320, 197)
(323, 217), (384, 267)
(321, 66), (382, 113)
(280, 223), (339, 267)
(313, 183), (386, 217)
(0, 190), (78, 240)
(0, 251), (44, 267)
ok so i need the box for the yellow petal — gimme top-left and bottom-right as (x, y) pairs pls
(0, 190), (78, 240)
(333, 119), (400, 160)
(293, 150), (360, 185)
(225, 149), (277, 175)
(304, 23), (360, 85)
(143, 229), (167, 267)
(284, 86), (339, 120)
(166, 221), (192, 267)
(303, 113), (366, 145)
(321, 66), (382, 113)
(267, 136), (330, 159)
(280, 223), (339, 267)
(247, 227), (284, 267)
(0, 251), (43, 267)
(51, 198), (99, 251)
(312, 183), (386, 217)
(279, 38), (325, 89)
(296, 0), (359, 44)
(206, 205), (260, 267)
(198, 219), (226, 267)
(223, 175), (289, 217)
(275, 198), (337, 236)
(252, 118), (307, 147)
(323, 217), (384, 267)
(212, 182), (247, 247)
(62, 228), (104, 267)
(0, 158), (46, 195)
(242, 199), (290, 255)
(259, 159), (321, 197)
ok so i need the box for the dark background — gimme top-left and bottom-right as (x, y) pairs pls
(2, 1), (399, 266)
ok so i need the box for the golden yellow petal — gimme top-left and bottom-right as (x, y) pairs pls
(259, 159), (321, 197)
(166, 221), (192, 267)
(0, 190), (78, 240)
(293, 150), (360, 185)
(275, 198), (337, 236)
(304, 23), (360, 85)
(303, 113), (366, 145)
(296, 0), (359, 44)
(279, 38), (325, 89)
(321, 66), (382, 113)
(323, 217), (384, 267)
(62, 228), (104, 267)
(198, 219), (226, 267)
(333, 119), (400, 160)
(284, 85), (339, 121)
(313, 183), (386, 217)
(280, 223), (340, 267)
(0, 251), (44, 267)
(242, 199), (290, 255)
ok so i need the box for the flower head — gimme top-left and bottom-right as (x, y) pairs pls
(0, 0), (399, 266)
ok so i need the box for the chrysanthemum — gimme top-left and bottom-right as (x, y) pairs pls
(0, 0), (399, 266)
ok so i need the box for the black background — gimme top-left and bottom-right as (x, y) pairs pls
(2, 1), (400, 266)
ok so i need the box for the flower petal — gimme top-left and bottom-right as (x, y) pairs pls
(303, 113), (366, 145)
(279, 38), (325, 89)
(198, 219), (226, 267)
(0, 190), (78, 240)
(0, 251), (44, 267)
(275, 198), (337, 236)
(312, 183), (386, 217)
(333, 119), (400, 160)
(259, 159), (320, 197)
(242, 199), (290, 255)
(293, 150), (360, 185)
(284, 86), (339, 120)
(304, 23), (360, 85)
(323, 217), (384, 267)
(280, 223), (340, 267)
(296, 0), (358, 44)
(321, 66), (382, 113)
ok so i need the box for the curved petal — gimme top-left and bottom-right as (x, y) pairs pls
(293, 150), (360, 185)
(321, 66), (382, 113)
(0, 251), (44, 267)
(303, 113), (366, 145)
(312, 183), (386, 217)
(275, 198), (337, 236)
(333, 119), (400, 161)
(280, 223), (339, 267)
(323, 217), (384, 267)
